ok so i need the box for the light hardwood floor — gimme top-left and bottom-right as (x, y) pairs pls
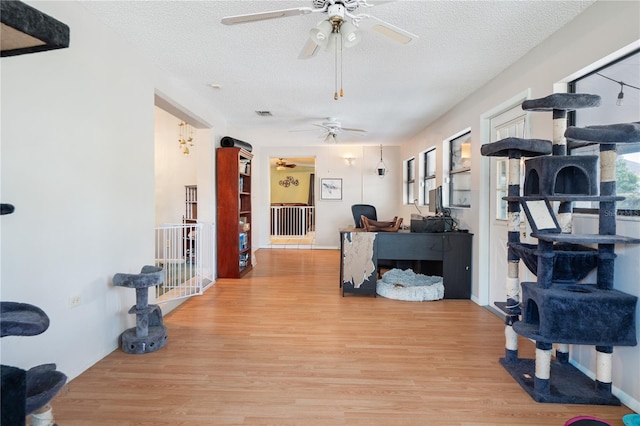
(50, 249), (633, 425)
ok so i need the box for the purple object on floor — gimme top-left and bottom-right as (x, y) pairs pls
(564, 416), (611, 425)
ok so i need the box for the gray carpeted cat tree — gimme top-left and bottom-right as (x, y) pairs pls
(113, 266), (168, 354)
(481, 93), (639, 405)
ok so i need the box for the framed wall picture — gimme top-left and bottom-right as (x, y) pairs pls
(320, 178), (342, 200)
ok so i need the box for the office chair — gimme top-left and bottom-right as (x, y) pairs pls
(351, 204), (377, 228)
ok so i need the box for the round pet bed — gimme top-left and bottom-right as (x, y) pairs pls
(376, 268), (444, 301)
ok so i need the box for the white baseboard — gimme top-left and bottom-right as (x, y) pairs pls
(570, 359), (640, 413)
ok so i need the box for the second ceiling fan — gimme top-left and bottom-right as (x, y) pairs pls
(275, 158), (297, 169)
(291, 117), (366, 143)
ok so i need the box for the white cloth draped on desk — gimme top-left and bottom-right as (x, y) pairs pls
(342, 232), (376, 288)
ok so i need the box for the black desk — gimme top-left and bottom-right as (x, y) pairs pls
(339, 229), (473, 298)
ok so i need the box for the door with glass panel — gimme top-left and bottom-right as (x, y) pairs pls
(488, 106), (531, 312)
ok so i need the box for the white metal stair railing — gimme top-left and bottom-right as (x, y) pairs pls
(153, 222), (214, 303)
(270, 205), (315, 237)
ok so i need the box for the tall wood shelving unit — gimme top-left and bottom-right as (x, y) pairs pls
(184, 185), (197, 224)
(183, 185), (197, 262)
(216, 147), (253, 278)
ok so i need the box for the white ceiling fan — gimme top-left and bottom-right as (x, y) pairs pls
(291, 117), (367, 143)
(221, 0), (418, 60)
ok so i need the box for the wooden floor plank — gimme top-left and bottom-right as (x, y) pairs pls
(50, 249), (634, 425)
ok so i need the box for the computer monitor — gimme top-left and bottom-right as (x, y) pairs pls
(428, 186), (443, 215)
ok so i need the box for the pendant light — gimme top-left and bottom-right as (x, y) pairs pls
(376, 144), (387, 177)
(178, 121), (194, 156)
(595, 72), (640, 106)
(616, 82), (624, 107)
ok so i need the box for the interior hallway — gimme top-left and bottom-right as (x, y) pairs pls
(50, 249), (634, 425)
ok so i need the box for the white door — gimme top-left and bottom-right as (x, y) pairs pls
(487, 106), (530, 312)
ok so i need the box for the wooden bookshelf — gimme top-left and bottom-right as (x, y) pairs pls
(216, 147), (252, 278)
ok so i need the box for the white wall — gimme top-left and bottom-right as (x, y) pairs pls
(397, 0), (640, 411)
(0, 1), (225, 381)
(1, 0), (152, 380)
(270, 167), (314, 205)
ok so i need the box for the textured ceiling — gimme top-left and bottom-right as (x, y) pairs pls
(79, 0), (597, 147)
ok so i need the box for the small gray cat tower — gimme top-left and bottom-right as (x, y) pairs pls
(481, 93), (639, 405)
(113, 266), (167, 354)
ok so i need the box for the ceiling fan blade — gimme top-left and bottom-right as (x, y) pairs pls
(221, 7), (314, 25)
(360, 15), (418, 45)
(298, 38), (320, 59)
(342, 127), (367, 133)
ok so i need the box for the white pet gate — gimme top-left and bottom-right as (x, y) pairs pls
(154, 222), (214, 302)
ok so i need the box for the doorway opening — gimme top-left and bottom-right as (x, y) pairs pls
(153, 95), (214, 302)
(269, 157), (316, 247)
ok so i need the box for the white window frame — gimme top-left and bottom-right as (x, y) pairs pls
(568, 48), (640, 217)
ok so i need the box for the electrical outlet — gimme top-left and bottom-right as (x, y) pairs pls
(68, 295), (81, 308)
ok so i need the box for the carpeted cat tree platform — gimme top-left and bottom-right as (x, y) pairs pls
(113, 266), (168, 354)
(481, 93), (640, 405)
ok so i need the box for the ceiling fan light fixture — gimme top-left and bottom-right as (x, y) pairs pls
(340, 21), (361, 48)
(324, 133), (337, 144)
(310, 20), (333, 47)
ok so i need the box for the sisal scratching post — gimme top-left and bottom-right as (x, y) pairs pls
(535, 342), (553, 396)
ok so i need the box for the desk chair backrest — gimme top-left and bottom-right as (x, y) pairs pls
(351, 204), (377, 228)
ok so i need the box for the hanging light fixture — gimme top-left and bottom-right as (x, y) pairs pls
(616, 82), (624, 107)
(376, 144), (388, 177)
(595, 72), (639, 107)
(309, 3), (362, 101)
(309, 20), (333, 48)
(340, 21), (362, 48)
(178, 121), (194, 155)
